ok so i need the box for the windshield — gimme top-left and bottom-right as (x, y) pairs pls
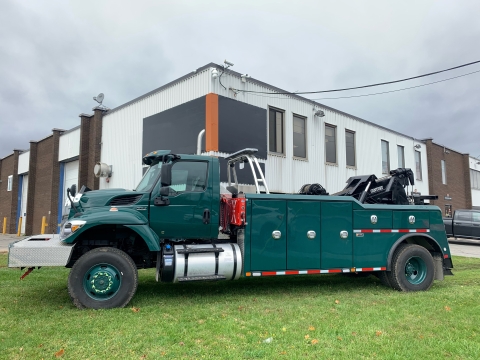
(135, 162), (162, 192)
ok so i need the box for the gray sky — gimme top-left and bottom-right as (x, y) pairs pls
(1, 0), (479, 159)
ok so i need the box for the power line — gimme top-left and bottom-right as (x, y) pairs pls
(236, 69), (480, 101)
(232, 59), (480, 95)
(310, 69), (480, 100)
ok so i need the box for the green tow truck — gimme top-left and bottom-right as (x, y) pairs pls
(8, 148), (453, 309)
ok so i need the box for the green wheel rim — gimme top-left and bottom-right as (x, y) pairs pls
(404, 256), (427, 285)
(83, 264), (122, 301)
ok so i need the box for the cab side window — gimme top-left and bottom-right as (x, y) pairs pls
(170, 161), (208, 193)
(456, 211), (472, 222)
(472, 212), (480, 223)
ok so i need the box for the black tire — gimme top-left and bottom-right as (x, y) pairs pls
(377, 271), (392, 288)
(68, 247), (138, 309)
(387, 244), (435, 292)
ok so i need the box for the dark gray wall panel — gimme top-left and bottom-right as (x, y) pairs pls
(143, 96), (206, 155)
(218, 96), (267, 159)
(218, 158), (266, 185)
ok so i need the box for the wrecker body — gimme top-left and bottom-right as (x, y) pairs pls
(8, 149), (453, 309)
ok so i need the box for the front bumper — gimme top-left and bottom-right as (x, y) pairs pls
(8, 234), (75, 268)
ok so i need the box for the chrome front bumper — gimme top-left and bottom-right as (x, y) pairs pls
(8, 234), (75, 268)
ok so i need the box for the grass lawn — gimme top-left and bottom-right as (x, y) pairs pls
(1, 254), (480, 359)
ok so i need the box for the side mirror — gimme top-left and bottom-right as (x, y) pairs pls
(161, 163), (172, 187)
(159, 186), (170, 197)
(68, 184), (77, 197)
(154, 186), (171, 206)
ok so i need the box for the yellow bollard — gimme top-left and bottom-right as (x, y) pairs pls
(40, 216), (48, 235)
(17, 217), (23, 236)
(2, 217), (6, 234)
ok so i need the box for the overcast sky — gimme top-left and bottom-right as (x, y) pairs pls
(1, 0), (479, 159)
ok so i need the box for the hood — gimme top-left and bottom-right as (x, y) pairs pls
(77, 189), (148, 209)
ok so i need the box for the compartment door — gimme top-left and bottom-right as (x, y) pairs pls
(250, 200), (287, 271)
(287, 201), (321, 270)
(321, 202), (353, 269)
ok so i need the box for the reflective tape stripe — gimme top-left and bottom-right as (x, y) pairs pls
(249, 267), (387, 277)
(354, 229), (430, 233)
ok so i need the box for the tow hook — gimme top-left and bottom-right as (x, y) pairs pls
(20, 267), (34, 280)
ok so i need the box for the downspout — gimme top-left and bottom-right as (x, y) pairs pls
(197, 129), (205, 155)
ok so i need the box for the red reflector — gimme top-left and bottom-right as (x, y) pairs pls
(329, 269), (342, 273)
(262, 272), (276, 276)
(363, 229), (373, 233)
(444, 254), (449, 259)
(307, 270), (321, 274)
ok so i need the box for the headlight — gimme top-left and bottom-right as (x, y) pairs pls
(60, 220), (86, 240)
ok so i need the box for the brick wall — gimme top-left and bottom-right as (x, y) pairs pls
(30, 136), (54, 235)
(78, 108), (104, 190)
(0, 152), (20, 233)
(426, 139), (471, 215)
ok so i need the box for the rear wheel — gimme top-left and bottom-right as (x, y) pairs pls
(388, 244), (434, 292)
(68, 247), (138, 309)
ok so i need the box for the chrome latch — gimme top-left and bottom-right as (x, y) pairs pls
(340, 230), (348, 239)
(409, 215), (416, 224)
(371, 215), (378, 224)
(272, 230), (282, 240)
(307, 230), (316, 239)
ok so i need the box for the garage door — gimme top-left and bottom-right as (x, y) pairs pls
(20, 174), (28, 234)
(62, 160), (79, 218)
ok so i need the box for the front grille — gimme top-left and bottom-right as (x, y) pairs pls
(109, 195), (142, 206)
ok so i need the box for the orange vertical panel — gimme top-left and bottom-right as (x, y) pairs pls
(205, 93), (219, 152)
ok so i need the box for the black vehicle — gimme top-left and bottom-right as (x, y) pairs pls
(443, 209), (480, 240)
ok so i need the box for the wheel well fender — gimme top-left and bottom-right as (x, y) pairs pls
(124, 224), (160, 251)
(386, 234), (442, 271)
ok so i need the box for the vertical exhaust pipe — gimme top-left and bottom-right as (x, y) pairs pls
(197, 129), (205, 155)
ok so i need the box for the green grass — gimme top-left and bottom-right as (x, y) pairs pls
(1, 255), (480, 359)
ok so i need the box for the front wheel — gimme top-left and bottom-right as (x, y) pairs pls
(388, 244), (435, 292)
(68, 247), (138, 309)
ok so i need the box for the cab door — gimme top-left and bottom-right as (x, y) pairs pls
(149, 160), (212, 239)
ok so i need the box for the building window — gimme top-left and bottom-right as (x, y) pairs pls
(441, 160), (447, 185)
(381, 140), (390, 174)
(445, 204), (452, 218)
(7, 175), (13, 191)
(397, 145), (405, 168)
(471, 169), (480, 189)
(325, 124), (337, 164)
(293, 115), (306, 158)
(269, 108), (284, 154)
(415, 150), (422, 180)
(345, 130), (355, 167)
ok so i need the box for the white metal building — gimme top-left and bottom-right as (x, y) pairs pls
(98, 63), (430, 196)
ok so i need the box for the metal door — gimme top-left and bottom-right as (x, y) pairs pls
(287, 201), (320, 269)
(250, 200), (287, 271)
(321, 202), (353, 269)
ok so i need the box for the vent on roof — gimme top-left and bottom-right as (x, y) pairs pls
(109, 195), (142, 206)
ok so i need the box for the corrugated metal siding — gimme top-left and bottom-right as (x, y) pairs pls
(214, 72), (430, 195)
(58, 128), (80, 161)
(17, 151), (29, 174)
(470, 157), (480, 207)
(100, 68), (213, 190)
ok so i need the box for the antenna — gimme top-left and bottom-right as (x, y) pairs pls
(93, 93), (104, 105)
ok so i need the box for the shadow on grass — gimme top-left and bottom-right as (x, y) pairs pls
(133, 272), (391, 303)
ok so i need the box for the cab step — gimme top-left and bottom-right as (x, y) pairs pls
(177, 275), (227, 282)
(176, 247), (224, 254)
